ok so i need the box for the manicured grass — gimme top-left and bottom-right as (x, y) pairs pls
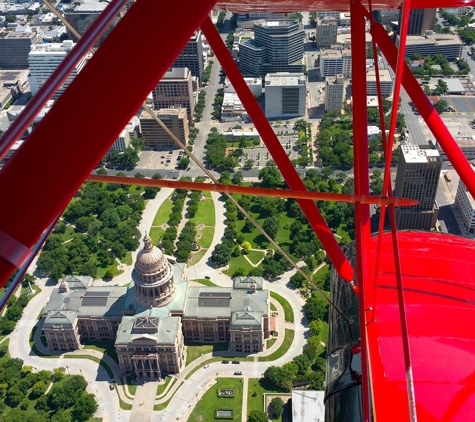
(270, 291), (294, 323)
(185, 356), (253, 380)
(224, 255), (253, 276)
(60, 225), (75, 242)
(319, 320), (329, 346)
(266, 337), (277, 349)
(192, 278), (218, 287)
(63, 354), (114, 379)
(114, 384), (132, 410)
(247, 378), (284, 415)
(188, 378), (243, 422)
(157, 376), (174, 396)
(126, 376), (136, 395)
(196, 227), (214, 248)
(188, 249), (207, 266)
(153, 381), (182, 410)
(270, 303), (277, 312)
(83, 340), (119, 364)
(203, 190), (212, 198)
(190, 198), (215, 227)
(122, 251), (133, 266)
(149, 227), (165, 246)
(152, 194), (174, 226)
(246, 250), (265, 265)
(186, 342), (229, 366)
(259, 329), (295, 362)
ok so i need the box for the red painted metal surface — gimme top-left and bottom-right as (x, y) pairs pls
(0, 0), (216, 288)
(201, 16), (355, 282)
(350, 3), (371, 420)
(366, 231), (475, 422)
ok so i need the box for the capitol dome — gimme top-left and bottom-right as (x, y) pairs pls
(133, 234), (175, 307)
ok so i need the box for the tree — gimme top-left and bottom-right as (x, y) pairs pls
(30, 381), (47, 399)
(263, 366), (286, 389)
(423, 84), (432, 95)
(258, 167), (282, 188)
(177, 156), (190, 169)
(243, 219), (254, 233)
(96, 167), (107, 175)
(243, 159), (254, 170)
(131, 138), (144, 151)
(309, 320), (322, 336)
(268, 397), (284, 420)
(72, 393), (98, 422)
(262, 216), (280, 240)
(247, 410), (268, 422)
(232, 171), (243, 185)
(437, 79), (448, 94)
(6, 387), (23, 407)
(434, 99), (448, 115)
(370, 169), (383, 195)
(241, 241), (252, 254)
(211, 243), (232, 266)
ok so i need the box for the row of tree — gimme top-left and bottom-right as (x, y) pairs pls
(159, 187), (188, 255)
(195, 90), (207, 121)
(212, 88), (225, 120)
(202, 61), (213, 85)
(205, 128), (238, 171)
(105, 138), (144, 170)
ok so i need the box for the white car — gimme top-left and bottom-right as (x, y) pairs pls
(204, 364), (210, 369)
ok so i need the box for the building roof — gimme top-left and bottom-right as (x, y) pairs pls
(230, 310), (262, 328)
(265, 72), (306, 86)
(233, 276), (263, 290)
(441, 78), (465, 93)
(163, 67), (190, 80)
(115, 314), (180, 345)
(366, 69), (392, 82)
(405, 32), (462, 46)
(61, 275), (92, 290)
(401, 145), (441, 163)
(43, 310), (78, 327)
(291, 390), (325, 422)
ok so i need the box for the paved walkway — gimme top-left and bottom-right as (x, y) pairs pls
(130, 381), (158, 421)
(241, 377), (249, 422)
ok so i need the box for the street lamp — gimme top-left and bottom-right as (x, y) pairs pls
(65, 366), (70, 375)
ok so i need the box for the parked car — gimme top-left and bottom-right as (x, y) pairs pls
(204, 364), (210, 369)
(232, 361), (240, 364)
(109, 383), (114, 390)
(234, 371), (243, 375)
(222, 360), (229, 364)
(205, 276), (211, 280)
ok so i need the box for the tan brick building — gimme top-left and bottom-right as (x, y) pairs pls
(140, 107), (188, 150)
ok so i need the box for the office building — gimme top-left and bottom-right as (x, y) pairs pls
(221, 93), (247, 122)
(265, 72), (306, 118)
(42, 235), (270, 378)
(239, 20), (304, 76)
(366, 69), (393, 97)
(172, 30), (204, 80)
(320, 49), (351, 78)
(400, 33), (463, 60)
(152, 67), (195, 121)
(107, 128), (130, 156)
(224, 77), (262, 97)
(316, 16), (337, 47)
(394, 145), (442, 230)
(140, 107), (188, 150)
(28, 41), (89, 97)
(398, 8), (436, 35)
(316, 11), (340, 20)
(0, 29), (42, 69)
(325, 74), (344, 112)
(64, 0), (126, 44)
(236, 12), (287, 29)
(455, 169), (475, 233)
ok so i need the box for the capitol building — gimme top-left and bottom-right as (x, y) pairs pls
(41, 234), (270, 379)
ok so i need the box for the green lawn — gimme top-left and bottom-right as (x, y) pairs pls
(192, 278), (218, 287)
(150, 227), (165, 246)
(152, 194), (174, 226)
(224, 255), (253, 276)
(196, 227), (214, 248)
(122, 251), (133, 266)
(83, 340), (119, 364)
(157, 376), (174, 396)
(185, 342), (229, 366)
(246, 250), (265, 265)
(259, 329), (295, 362)
(60, 225), (75, 242)
(125, 376), (136, 395)
(247, 378), (284, 415)
(187, 249), (207, 266)
(270, 291), (294, 323)
(270, 303), (277, 312)
(190, 199), (215, 227)
(185, 356), (253, 380)
(63, 354), (114, 379)
(203, 190), (212, 199)
(319, 320), (329, 346)
(188, 378), (243, 422)
(266, 337), (277, 349)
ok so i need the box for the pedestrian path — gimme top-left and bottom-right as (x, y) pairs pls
(241, 377), (249, 422)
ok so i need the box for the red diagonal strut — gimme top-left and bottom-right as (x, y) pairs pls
(0, 0), (217, 287)
(201, 16), (354, 282)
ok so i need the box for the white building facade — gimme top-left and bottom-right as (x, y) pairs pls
(28, 40), (89, 97)
(320, 49), (351, 78)
(264, 72), (306, 118)
(366, 69), (393, 97)
(455, 172), (475, 233)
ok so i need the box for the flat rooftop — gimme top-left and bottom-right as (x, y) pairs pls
(261, 19), (298, 27)
(265, 72), (305, 86)
(366, 69), (392, 82)
(402, 145), (441, 163)
(406, 33), (462, 46)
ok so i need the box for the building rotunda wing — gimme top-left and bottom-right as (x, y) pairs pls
(135, 233), (170, 283)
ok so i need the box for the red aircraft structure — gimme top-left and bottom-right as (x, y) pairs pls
(1, 0), (475, 420)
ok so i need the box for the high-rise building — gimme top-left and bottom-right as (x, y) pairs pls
(320, 49), (351, 78)
(107, 129), (130, 156)
(366, 69), (393, 97)
(394, 145), (442, 230)
(264, 72), (306, 118)
(239, 20), (304, 76)
(64, 0), (126, 44)
(28, 41), (89, 97)
(325, 74), (344, 112)
(172, 30), (204, 80)
(140, 107), (188, 150)
(455, 167), (475, 233)
(400, 33), (462, 60)
(399, 8), (436, 35)
(0, 29), (42, 69)
(316, 16), (338, 47)
(152, 67), (195, 121)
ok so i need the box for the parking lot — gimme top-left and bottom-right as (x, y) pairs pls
(136, 149), (184, 170)
(442, 96), (475, 113)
